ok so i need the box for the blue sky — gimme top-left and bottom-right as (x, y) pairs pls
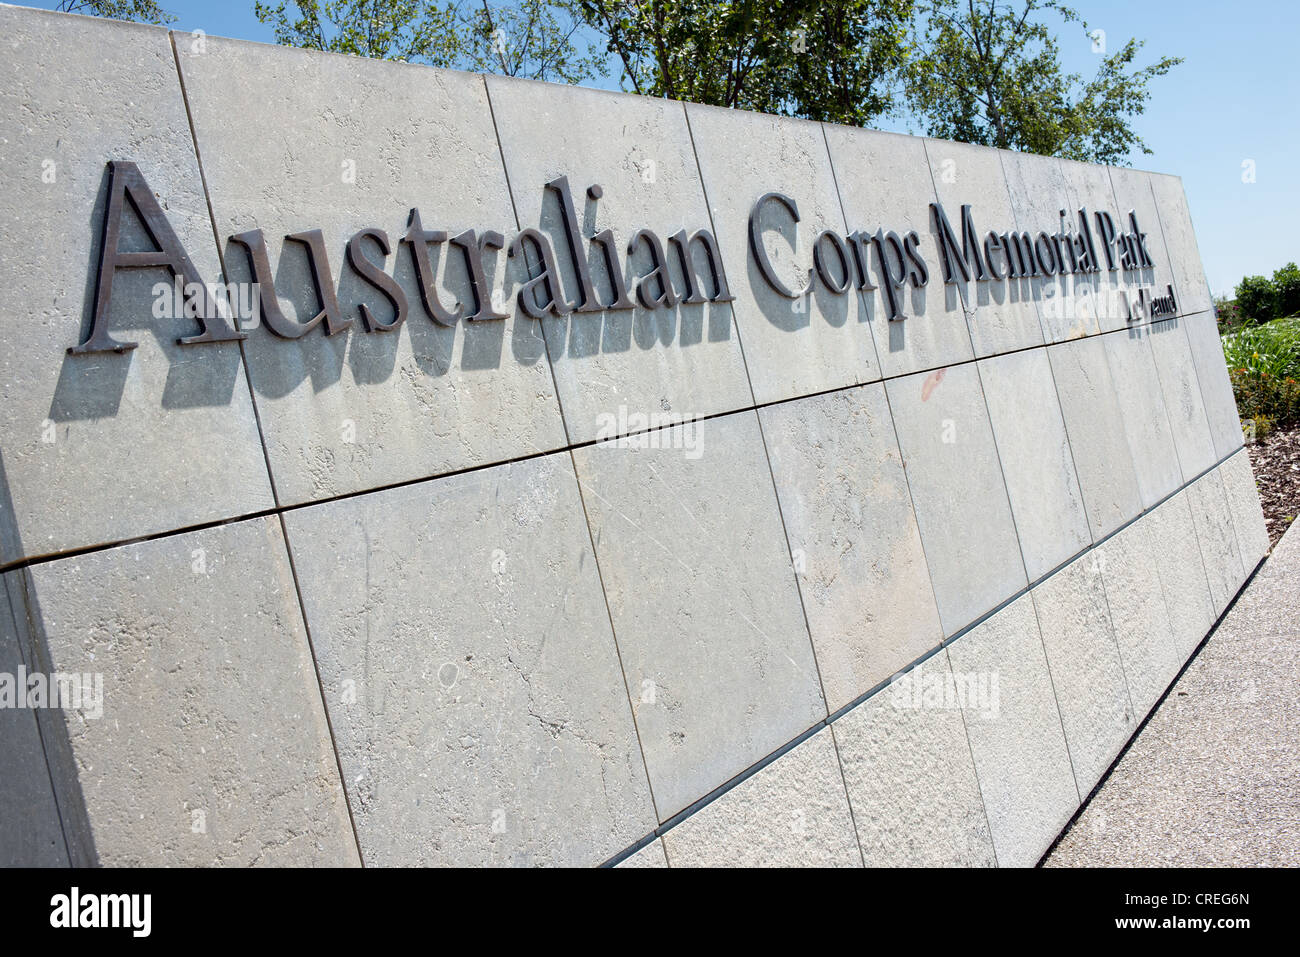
(29, 0), (1299, 297)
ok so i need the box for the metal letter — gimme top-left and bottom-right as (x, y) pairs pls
(748, 192), (813, 299)
(72, 160), (244, 353)
(403, 208), (461, 326)
(228, 227), (351, 339)
(545, 175), (603, 313)
(346, 228), (408, 332)
(627, 229), (679, 310)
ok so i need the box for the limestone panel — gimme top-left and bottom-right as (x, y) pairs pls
(1048, 336), (1144, 538)
(1032, 556), (1133, 796)
(1148, 319), (1217, 480)
(1218, 449), (1270, 572)
(22, 516), (358, 866)
(684, 104), (880, 404)
(486, 79), (754, 437)
(1102, 327), (1183, 508)
(572, 411), (825, 819)
(945, 594), (1079, 867)
(834, 653), (996, 867)
(284, 452), (655, 866)
(0, 573), (68, 865)
(0, 7), (273, 561)
(1183, 311), (1243, 460)
(662, 729), (860, 867)
(1149, 173), (1213, 317)
(178, 38), (568, 504)
(886, 363), (1027, 635)
(823, 125), (974, 377)
(1185, 469), (1246, 616)
(759, 384), (942, 711)
(1097, 515), (1184, 718)
(1144, 491), (1217, 662)
(979, 349), (1092, 581)
(926, 139), (1044, 355)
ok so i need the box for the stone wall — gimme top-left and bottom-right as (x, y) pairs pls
(0, 3), (1269, 866)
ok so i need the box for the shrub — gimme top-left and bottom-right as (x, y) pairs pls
(1214, 296), (1243, 330)
(1229, 368), (1300, 429)
(1235, 274), (1278, 323)
(1224, 316), (1300, 428)
(1273, 261), (1300, 317)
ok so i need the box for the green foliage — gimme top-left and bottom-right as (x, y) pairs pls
(1273, 261), (1300, 318)
(1214, 295), (1243, 330)
(254, 0), (463, 64)
(1234, 274), (1278, 323)
(905, 0), (1181, 164)
(576, 0), (916, 127)
(254, 0), (601, 78)
(56, 0), (173, 23)
(1230, 369), (1300, 431)
(1223, 317), (1300, 428)
(458, 1), (603, 82)
(254, 0), (1183, 164)
(1230, 265), (1300, 324)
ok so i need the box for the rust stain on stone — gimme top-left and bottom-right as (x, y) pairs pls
(921, 368), (946, 402)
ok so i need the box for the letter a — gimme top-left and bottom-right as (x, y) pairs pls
(71, 161), (244, 354)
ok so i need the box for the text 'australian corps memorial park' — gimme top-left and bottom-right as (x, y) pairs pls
(0, 1), (1279, 878)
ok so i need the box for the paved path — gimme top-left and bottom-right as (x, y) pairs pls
(1045, 520), (1300, 867)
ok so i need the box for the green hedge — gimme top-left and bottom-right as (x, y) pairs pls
(1223, 316), (1300, 435)
(1231, 262), (1300, 324)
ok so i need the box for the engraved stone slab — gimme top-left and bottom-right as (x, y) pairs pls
(1059, 156), (1130, 336)
(177, 37), (568, 504)
(1149, 173), (1213, 317)
(999, 149), (1081, 342)
(0, 7), (273, 561)
(685, 104), (880, 404)
(823, 125), (974, 378)
(486, 80), (755, 438)
(926, 139), (1044, 356)
(1107, 165), (1176, 325)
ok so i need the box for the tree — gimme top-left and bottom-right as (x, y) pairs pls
(254, 0), (463, 64)
(782, 0), (915, 125)
(56, 0), (174, 23)
(576, 0), (915, 127)
(1235, 274), (1278, 324)
(256, 0), (602, 82)
(460, 1), (603, 83)
(1272, 262), (1300, 318)
(905, 0), (1181, 164)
